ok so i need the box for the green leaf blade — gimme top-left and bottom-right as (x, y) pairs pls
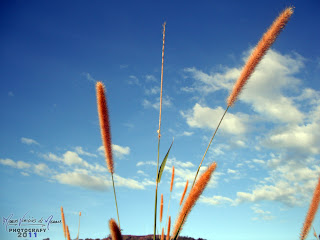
(157, 138), (174, 183)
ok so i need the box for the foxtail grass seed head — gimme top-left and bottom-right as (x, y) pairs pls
(66, 225), (71, 240)
(161, 227), (164, 240)
(166, 216), (171, 240)
(170, 166), (175, 192)
(160, 193), (164, 223)
(226, 7), (294, 107)
(79, 211), (81, 216)
(173, 163), (217, 237)
(300, 175), (320, 240)
(109, 218), (123, 240)
(96, 81), (114, 174)
(180, 180), (189, 206)
(61, 207), (66, 238)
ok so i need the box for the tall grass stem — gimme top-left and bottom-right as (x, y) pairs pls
(154, 22), (166, 240)
(112, 173), (121, 229)
(192, 107), (228, 188)
(76, 211), (81, 240)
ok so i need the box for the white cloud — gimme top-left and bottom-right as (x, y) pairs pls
(233, 163), (320, 207)
(0, 158), (31, 169)
(251, 205), (274, 221)
(141, 179), (155, 186)
(42, 151), (106, 172)
(183, 66), (235, 94)
(200, 195), (234, 206)
(263, 122), (320, 156)
(181, 104), (249, 135)
(21, 137), (39, 145)
(113, 174), (144, 190)
(98, 144), (130, 159)
(180, 131), (194, 137)
(236, 180), (298, 206)
(74, 146), (97, 157)
(34, 163), (51, 176)
(63, 151), (87, 166)
(252, 159), (265, 164)
(120, 64), (128, 69)
(0, 158), (53, 176)
(145, 75), (157, 82)
(8, 91), (14, 97)
(143, 95), (172, 110)
(54, 172), (111, 191)
(227, 169), (238, 174)
(167, 158), (194, 168)
(82, 72), (96, 82)
(145, 86), (160, 95)
(235, 140), (246, 147)
(137, 170), (148, 177)
(112, 145), (130, 159)
(136, 161), (156, 167)
(128, 75), (140, 85)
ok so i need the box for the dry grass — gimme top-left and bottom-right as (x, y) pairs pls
(109, 218), (123, 240)
(170, 166), (175, 192)
(66, 225), (71, 240)
(96, 81), (121, 229)
(180, 180), (188, 206)
(96, 81), (114, 174)
(160, 194), (164, 223)
(59, 6), (306, 240)
(61, 207), (66, 239)
(166, 216), (171, 240)
(227, 6), (294, 107)
(300, 175), (320, 240)
(172, 163), (217, 239)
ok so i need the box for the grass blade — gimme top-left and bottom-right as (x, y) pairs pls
(157, 138), (174, 183)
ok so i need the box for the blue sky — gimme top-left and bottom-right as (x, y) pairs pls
(1, 1), (320, 240)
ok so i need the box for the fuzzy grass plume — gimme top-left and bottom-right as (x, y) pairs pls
(160, 193), (164, 223)
(227, 6), (294, 107)
(172, 163), (217, 239)
(191, 6), (294, 188)
(180, 180), (188, 206)
(161, 227), (164, 240)
(96, 81), (121, 229)
(96, 81), (114, 174)
(61, 207), (66, 239)
(165, 166), (174, 233)
(66, 225), (71, 240)
(300, 175), (320, 240)
(109, 218), (123, 240)
(166, 216), (171, 240)
(170, 166), (175, 192)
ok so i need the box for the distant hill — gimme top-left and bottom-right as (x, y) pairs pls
(43, 235), (207, 240)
